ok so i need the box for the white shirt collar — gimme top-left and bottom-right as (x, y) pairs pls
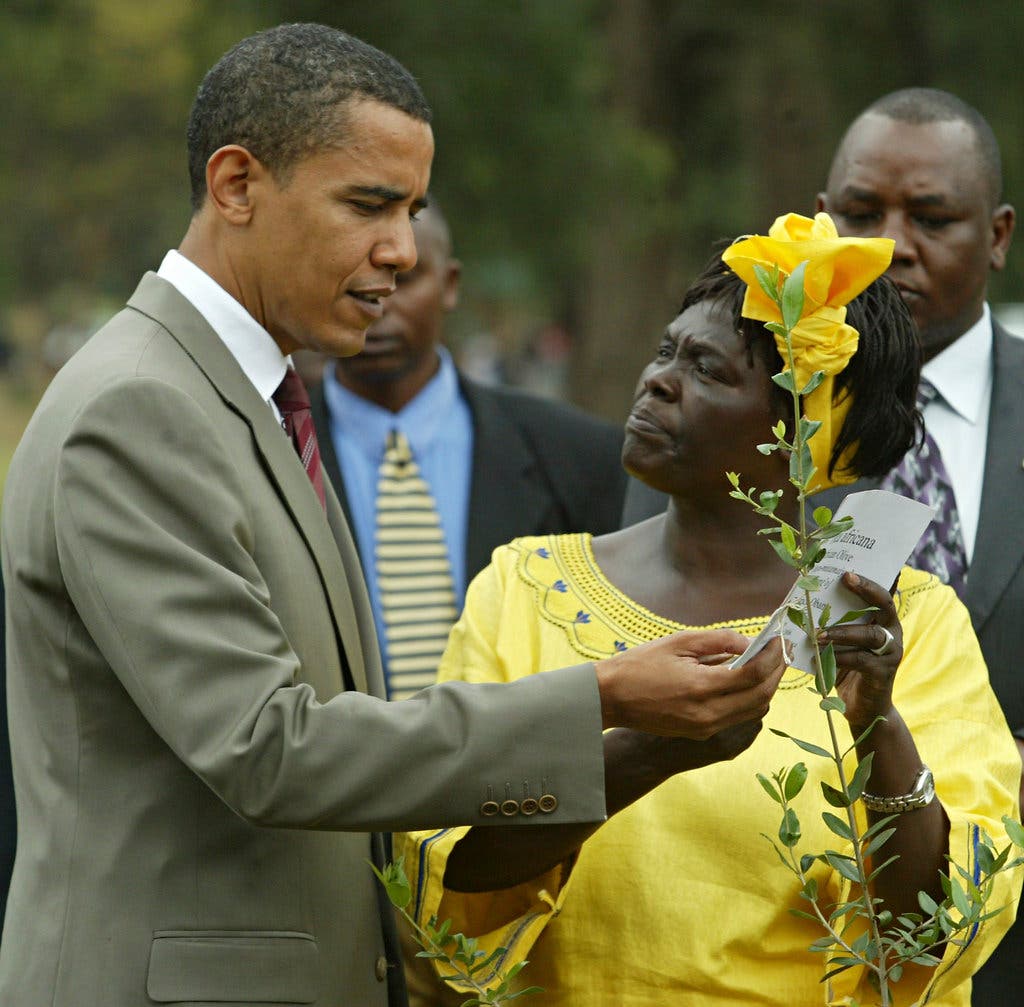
(921, 304), (992, 425)
(156, 249), (288, 404)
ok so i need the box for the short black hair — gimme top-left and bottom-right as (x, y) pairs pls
(859, 87), (1002, 205)
(187, 23), (432, 211)
(681, 251), (920, 483)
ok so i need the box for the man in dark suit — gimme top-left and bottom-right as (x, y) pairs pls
(0, 24), (784, 1006)
(623, 87), (1021, 1001)
(816, 89), (1019, 1005)
(311, 201), (627, 698)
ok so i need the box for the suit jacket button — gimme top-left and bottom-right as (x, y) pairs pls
(538, 794), (558, 813)
(480, 800), (500, 817)
(375, 956), (389, 982)
(520, 797), (539, 816)
(500, 799), (520, 816)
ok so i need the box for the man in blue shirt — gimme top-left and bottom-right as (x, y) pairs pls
(310, 201), (628, 696)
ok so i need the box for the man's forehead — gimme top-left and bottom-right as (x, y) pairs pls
(831, 115), (986, 197)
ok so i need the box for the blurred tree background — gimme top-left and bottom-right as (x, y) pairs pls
(3, 0), (1024, 463)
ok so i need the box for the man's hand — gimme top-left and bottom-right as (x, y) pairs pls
(594, 630), (785, 737)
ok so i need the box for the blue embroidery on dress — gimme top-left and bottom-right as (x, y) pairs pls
(574, 610), (591, 624)
(552, 579), (567, 593)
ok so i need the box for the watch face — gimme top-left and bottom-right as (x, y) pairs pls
(919, 770), (936, 805)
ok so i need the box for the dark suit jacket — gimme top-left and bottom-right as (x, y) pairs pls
(0, 574), (12, 937)
(310, 372), (629, 589)
(0, 275), (608, 1007)
(621, 319), (1024, 1003)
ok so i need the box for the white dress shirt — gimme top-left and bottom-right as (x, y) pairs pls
(921, 305), (993, 564)
(156, 250), (289, 420)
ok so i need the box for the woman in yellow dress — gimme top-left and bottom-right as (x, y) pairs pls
(400, 230), (1020, 1006)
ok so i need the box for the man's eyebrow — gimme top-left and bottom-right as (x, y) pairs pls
(348, 184), (428, 215)
(835, 185), (880, 202)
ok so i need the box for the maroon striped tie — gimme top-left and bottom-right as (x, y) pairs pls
(273, 367), (326, 509)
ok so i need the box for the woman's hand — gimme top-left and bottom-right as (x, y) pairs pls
(816, 571), (902, 735)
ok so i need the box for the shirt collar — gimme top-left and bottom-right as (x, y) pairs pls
(921, 304), (992, 425)
(322, 347), (460, 459)
(156, 250), (289, 403)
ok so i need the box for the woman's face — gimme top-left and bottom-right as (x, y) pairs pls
(622, 299), (785, 497)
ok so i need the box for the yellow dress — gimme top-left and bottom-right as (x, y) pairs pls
(399, 534), (1022, 1007)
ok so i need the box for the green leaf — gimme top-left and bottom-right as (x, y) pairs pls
(820, 695), (846, 715)
(821, 781), (850, 808)
(812, 505), (833, 527)
(754, 263), (782, 305)
(815, 516), (856, 540)
(369, 857), (412, 910)
(1003, 815), (1024, 848)
(770, 729), (831, 758)
(756, 442), (778, 455)
(862, 827), (897, 859)
(823, 811), (854, 840)
(796, 575), (821, 592)
(918, 890), (939, 916)
(781, 260), (808, 331)
(949, 877), (972, 918)
(779, 808), (802, 847)
(817, 643), (837, 693)
(848, 752), (875, 802)
(756, 772), (782, 804)
(772, 369), (796, 393)
(726, 470), (740, 488)
(784, 762), (809, 800)
(832, 606), (879, 626)
(768, 539), (803, 568)
(976, 843), (996, 875)
(825, 852), (862, 882)
(766, 321), (789, 338)
(817, 604), (832, 631)
(801, 877), (819, 901)
(787, 606), (805, 630)
(799, 417), (823, 442)
(800, 370), (826, 396)
(780, 523), (796, 552)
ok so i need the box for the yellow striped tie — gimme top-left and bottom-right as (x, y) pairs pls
(375, 430), (460, 700)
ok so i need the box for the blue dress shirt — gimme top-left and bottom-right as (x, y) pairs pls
(322, 348), (474, 675)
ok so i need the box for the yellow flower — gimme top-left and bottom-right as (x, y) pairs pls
(721, 212), (894, 490)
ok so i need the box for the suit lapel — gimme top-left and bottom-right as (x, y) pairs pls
(964, 322), (1024, 631)
(127, 274), (369, 694)
(461, 379), (551, 580)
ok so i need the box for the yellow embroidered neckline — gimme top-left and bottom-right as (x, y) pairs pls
(511, 533), (773, 661)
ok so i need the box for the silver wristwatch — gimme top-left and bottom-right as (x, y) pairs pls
(861, 766), (935, 813)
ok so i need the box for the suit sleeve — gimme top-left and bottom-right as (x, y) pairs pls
(53, 377), (607, 833)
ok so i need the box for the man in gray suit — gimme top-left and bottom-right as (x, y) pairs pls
(0, 24), (783, 1006)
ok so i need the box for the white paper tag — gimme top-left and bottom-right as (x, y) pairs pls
(730, 489), (935, 674)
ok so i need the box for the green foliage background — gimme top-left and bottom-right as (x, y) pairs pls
(3, 0), (1023, 427)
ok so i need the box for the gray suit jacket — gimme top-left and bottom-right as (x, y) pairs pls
(0, 274), (606, 1007)
(310, 374), (629, 591)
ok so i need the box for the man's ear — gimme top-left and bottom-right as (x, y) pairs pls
(990, 203), (1016, 272)
(815, 192), (828, 213)
(204, 145), (263, 225)
(441, 257), (462, 313)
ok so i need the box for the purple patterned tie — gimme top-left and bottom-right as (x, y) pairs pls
(273, 367), (326, 510)
(879, 378), (967, 596)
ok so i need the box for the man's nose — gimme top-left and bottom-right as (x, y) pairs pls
(880, 210), (918, 263)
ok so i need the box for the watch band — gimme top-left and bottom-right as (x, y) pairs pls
(861, 766), (935, 814)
